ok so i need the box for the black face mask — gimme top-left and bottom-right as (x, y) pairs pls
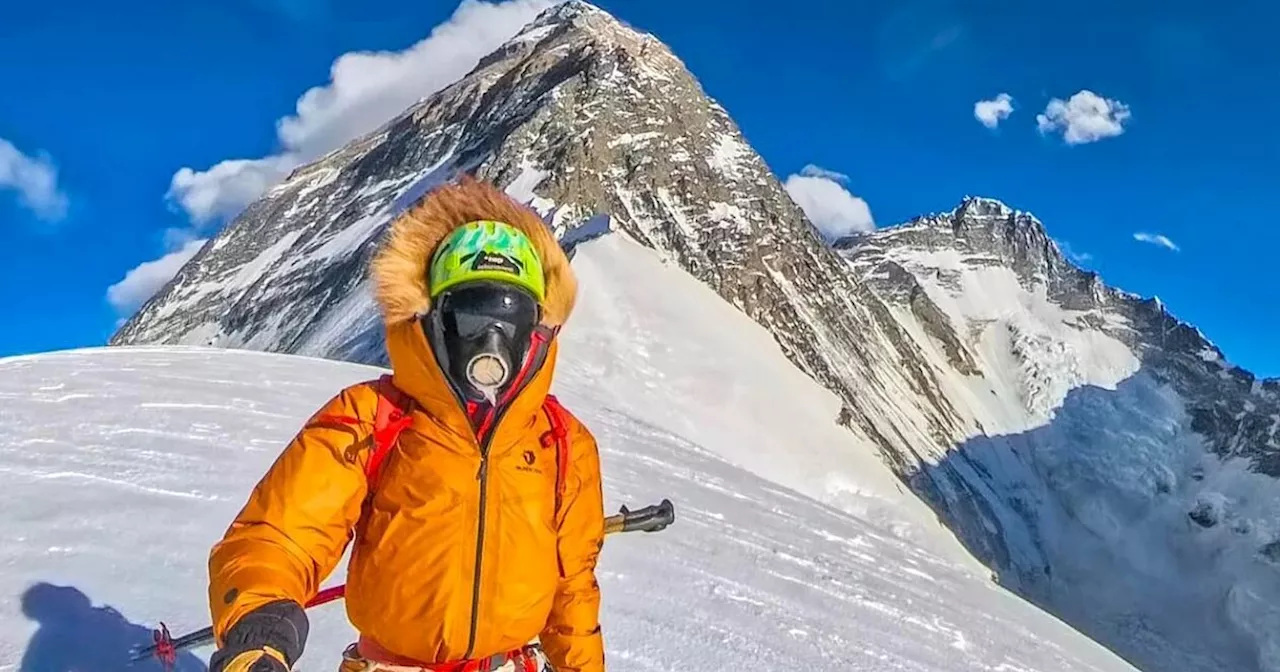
(423, 281), (541, 404)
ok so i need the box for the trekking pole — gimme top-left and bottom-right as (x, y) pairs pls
(604, 498), (675, 534)
(133, 498), (676, 666)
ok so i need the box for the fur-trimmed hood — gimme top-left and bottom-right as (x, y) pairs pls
(370, 175), (577, 328)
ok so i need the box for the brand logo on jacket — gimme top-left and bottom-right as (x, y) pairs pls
(516, 449), (543, 475)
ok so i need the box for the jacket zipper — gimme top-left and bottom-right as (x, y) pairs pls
(460, 330), (552, 660)
(465, 433), (491, 660)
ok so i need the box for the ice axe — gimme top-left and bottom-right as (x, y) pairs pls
(134, 498), (675, 667)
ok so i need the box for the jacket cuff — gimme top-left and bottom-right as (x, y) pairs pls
(541, 624), (604, 672)
(218, 599), (309, 666)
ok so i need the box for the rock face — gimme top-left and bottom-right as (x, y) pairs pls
(845, 195), (1279, 476)
(112, 3), (1280, 671)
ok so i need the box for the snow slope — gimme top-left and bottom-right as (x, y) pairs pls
(0, 234), (1137, 671)
(0, 347), (1138, 672)
(560, 232), (953, 551)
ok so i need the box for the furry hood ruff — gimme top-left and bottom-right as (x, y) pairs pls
(370, 176), (577, 328)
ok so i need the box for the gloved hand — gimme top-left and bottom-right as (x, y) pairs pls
(209, 600), (309, 672)
(210, 647), (290, 672)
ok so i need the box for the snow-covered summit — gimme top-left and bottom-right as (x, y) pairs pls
(532, 0), (609, 23)
(956, 195), (1016, 216)
(523, 0), (648, 39)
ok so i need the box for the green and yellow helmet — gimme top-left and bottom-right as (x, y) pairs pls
(427, 220), (546, 302)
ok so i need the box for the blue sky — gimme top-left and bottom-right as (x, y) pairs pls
(1, 0), (1276, 377)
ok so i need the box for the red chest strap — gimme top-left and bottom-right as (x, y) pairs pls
(314, 374), (413, 488)
(540, 394), (572, 518)
(367, 375), (414, 488)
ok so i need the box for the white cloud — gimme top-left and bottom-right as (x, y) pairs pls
(785, 166), (875, 240)
(1133, 232), (1180, 252)
(1036, 90), (1132, 144)
(106, 238), (208, 315)
(167, 0), (558, 225)
(974, 93), (1014, 129)
(0, 137), (69, 221)
(167, 157), (294, 225)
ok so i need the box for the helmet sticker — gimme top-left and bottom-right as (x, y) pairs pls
(471, 251), (523, 276)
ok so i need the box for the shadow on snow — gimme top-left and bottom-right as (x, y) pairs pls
(18, 582), (207, 672)
(908, 365), (1265, 672)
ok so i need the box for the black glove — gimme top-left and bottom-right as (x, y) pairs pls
(209, 600), (309, 672)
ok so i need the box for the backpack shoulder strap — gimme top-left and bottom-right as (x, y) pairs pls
(540, 394), (573, 517)
(366, 374), (414, 490)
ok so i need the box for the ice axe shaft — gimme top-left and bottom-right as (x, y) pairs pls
(133, 499), (676, 664)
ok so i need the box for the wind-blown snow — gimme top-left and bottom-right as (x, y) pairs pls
(0, 344), (1136, 671)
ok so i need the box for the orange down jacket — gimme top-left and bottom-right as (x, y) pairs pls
(207, 178), (605, 672)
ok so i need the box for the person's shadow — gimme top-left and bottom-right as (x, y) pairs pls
(19, 582), (208, 671)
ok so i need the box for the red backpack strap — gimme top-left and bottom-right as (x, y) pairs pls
(540, 394), (572, 517)
(366, 374), (414, 490)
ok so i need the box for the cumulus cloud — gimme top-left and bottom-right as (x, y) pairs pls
(785, 165), (875, 240)
(0, 137), (69, 221)
(167, 157), (294, 226)
(1133, 232), (1180, 252)
(974, 93), (1015, 129)
(106, 238), (208, 316)
(167, 0), (557, 225)
(1037, 90), (1132, 144)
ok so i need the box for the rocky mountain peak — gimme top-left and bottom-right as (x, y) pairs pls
(845, 196), (1076, 305)
(845, 194), (1278, 467)
(534, 0), (648, 39)
(483, 0), (683, 76)
(936, 197), (1058, 260)
(955, 194), (1013, 215)
(536, 0), (609, 23)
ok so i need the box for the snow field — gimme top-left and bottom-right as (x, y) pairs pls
(0, 346), (1135, 671)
